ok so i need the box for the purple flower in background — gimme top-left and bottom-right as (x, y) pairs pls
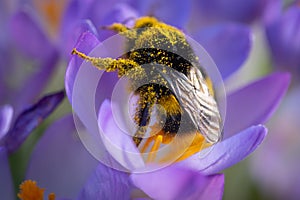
(249, 4), (300, 199)
(1, 2), (60, 115)
(189, 0), (279, 26)
(2, 91), (65, 153)
(250, 86), (300, 200)
(0, 106), (14, 200)
(265, 4), (300, 70)
(0, 91), (64, 200)
(128, 0), (279, 29)
(0, 2), (67, 199)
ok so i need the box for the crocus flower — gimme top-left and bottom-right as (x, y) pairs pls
(250, 82), (300, 200)
(16, 114), (224, 199)
(64, 15), (290, 197)
(1, 91), (65, 153)
(0, 106), (14, 200)
(0, 4), (67, 198)
(2, 5), (59, 115)
(187, 0), (280, 25)
(248, 3), (300, 199)
(0, 91), (64, 200)
(264, 3), (300, 71)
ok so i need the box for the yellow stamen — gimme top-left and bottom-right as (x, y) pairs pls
(48, 193), (55, 200)
(140, 137), (154, 153)
(175, 133), (207, 162)
(18, 180), (56, 200)
(147, 135), (163, 163)
(139, 129), (210, 163)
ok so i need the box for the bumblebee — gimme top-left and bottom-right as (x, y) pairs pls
(72, 17), (222, 161)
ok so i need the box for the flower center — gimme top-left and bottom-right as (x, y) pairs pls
(18, 180), (55, 200)
(139, 125), (211, 163)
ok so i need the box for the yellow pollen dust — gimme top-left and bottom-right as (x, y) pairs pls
(157, 95), (181, 115)
(18, 180), (56, 200)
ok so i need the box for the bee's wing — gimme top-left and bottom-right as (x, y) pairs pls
(157, 67), (222, 144)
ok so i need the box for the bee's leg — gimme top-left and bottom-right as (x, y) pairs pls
(71, 48), (145, 77)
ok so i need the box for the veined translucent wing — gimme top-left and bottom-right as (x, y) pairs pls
(155, 66), (222, 144)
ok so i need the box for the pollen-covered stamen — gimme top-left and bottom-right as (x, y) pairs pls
(18, 180), (56, 200)
(146, 135), (163, 163)
(139, 129), (210, 163)
(140, 136), (154, 154)
(172, 132), (208, 162)
(48, 193), (55, 200)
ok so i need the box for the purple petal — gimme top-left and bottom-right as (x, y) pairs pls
(192, 23), (252, 79)
(262, 0), (282, 24)
(99, 3), (138, 26)
(12, 50), (59, 115)
(224, 72), (290, 138)
(98, 100), (144, 171)
(192, 174), (224, 200)
(0, 45), (12, 102)
(98, 3), (138, 41)
(60, 0), (87, 32)
(26, 115), (98, 199)
(250, 86), (300, 199)
(62, 0), (127, 33)
(10, 8), (53, 60)
(65, 31), (100, 104)
(65, 32), (122, 166)
(3, 91), (65, 153)
(82, 0), (133, 28)
(0, 147), (14, 200)
(131, 166), (224, 200)
(60, 19), (98, 59)
(0, 105), (13, 140)
(265, 6), (300, 69)
(130, 0), (191, 28)
(78, 162), (132, 200)
(179, 125), (267, 175)
(194, 0), (270, 24)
